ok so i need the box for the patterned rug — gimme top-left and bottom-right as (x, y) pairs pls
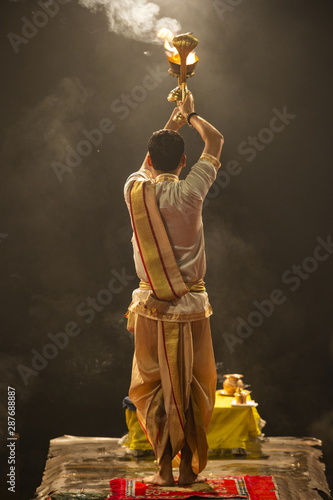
(49, 494), (106, 500)
(109, 475), (279, 499)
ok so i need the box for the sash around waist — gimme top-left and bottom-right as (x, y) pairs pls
(126, 283), (212, 325)
(139, 279), (206, 294)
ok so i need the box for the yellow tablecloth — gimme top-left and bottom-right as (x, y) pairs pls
(207, 392), (261, 450)
(124, 405), (152, 450)
(123, 391), (262, 451)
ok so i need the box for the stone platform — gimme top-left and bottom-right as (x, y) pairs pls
(34, 435), (332, 499)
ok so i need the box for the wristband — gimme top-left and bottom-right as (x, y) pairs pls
(187, 112), (198, 126)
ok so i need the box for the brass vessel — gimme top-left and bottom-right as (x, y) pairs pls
(235, 389), (251, 405)
(222, 374), (244, 396)
(165, 32), (199, 122)
(167, 56), (198, 79)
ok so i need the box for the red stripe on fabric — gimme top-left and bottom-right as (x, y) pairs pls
(136, 411), (154, 449)
(161, 322), (184, 432)
(142, 182), (180, 300)
(129, 181), (156, 297)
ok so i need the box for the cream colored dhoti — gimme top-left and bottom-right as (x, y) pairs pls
(129, 314), (217, 474)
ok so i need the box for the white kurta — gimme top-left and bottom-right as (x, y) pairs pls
(124, 157), (218, 322)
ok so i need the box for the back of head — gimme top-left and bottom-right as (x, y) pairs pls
(148, 129), (184, 172)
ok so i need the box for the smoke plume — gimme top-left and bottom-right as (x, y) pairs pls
(78, 0), (181, 43)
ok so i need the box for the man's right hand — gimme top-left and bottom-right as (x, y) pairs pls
(179, 92), (195, 121)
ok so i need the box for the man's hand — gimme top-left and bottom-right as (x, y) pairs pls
(179, 92), (195, 121)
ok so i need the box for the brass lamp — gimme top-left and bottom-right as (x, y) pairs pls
(165, 33), (199, 122)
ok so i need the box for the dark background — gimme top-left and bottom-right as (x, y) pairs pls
(1, 0), (333, 499)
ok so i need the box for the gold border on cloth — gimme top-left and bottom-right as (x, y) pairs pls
(129, 180), (189, 301)
(200, 153), (221, 171)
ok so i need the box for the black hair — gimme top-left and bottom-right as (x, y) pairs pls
(148, 129), (184, 172)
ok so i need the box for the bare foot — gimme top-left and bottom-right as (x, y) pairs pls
(143, 473), (175, 486)
(178, 472), (207, 486)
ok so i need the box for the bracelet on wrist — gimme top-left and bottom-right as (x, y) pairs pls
(187, 112), (198, 126)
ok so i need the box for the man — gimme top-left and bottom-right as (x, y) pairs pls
(124, 92), (224, 486)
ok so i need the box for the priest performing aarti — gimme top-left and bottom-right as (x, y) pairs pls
(124, 32), (223, 487)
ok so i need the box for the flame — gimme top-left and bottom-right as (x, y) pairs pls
(157, 28), (196, 65)
(186, 52), (196, 65)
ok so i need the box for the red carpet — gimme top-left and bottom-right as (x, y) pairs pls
(109, 475), (279, 499)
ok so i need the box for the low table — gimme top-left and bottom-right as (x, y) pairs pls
(207, 392), (262, 451)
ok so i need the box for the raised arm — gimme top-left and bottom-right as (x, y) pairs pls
(139, 107), (185, 174)
(179, 92), (224, 160)
(164, 106), (186, 132)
